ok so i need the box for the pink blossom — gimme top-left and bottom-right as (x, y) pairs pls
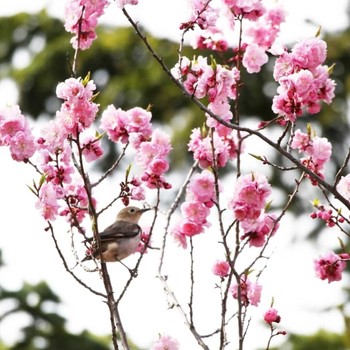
(130, 185), (146, 201)
(172, 225), (188, 249)
(264, 308), (281, 324)
(212, 260), (230, 278)
(188, 170), (216, 207)
(81, 135), (104, 162)
(0, 105), (36, 161)
(181, 201), (210, 225)
(241, 213), (279, 247)
(136, 228), (151, 254)
(64, 0), (109, 49)
(127, 107), (153, 139)
(336, 174), (350, 200)
(37, 120), (67, 153)
(149, 158), (169, 176)
(9, 131), (36, 161)
(292, 37), (327, 69)
(188, 128), (230, 169)
(115, 0), (138, 8)
(224, 0), (266, 20)
(100, 105), (129, 143)
(178, 220), (204, 237)
(35, 182), (60, 221)
(151, 334), (180, 350)
(231, 275), (262, 307)
(273, 52), (295, 81)
(314, 251), (346, 283)
(290, 129), (310, 152)
(56, 77), (98, 135)
(230, 173), (271, 213)
(306, 136), (332, 168)
(242, 43), (268, 73)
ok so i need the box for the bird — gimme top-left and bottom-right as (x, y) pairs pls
(82, 206), (150, 263)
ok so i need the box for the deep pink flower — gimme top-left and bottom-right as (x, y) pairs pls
(314, 251), (346, 283)
(264, 308), (281, 324)
(212, 260), (230, 278)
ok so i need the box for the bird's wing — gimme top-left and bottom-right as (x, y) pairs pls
(99, 220), (142, 241)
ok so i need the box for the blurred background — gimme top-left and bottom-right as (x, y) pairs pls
(1, 0), (350, 349)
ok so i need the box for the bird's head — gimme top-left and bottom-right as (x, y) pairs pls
(116, 206), (150, 223)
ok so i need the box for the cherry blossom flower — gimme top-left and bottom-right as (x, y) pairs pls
(151, 334), (180, 350)
(231, 275), (262, 307)
(264, 308), (281, 324)
(314, 251), (347, 283)
(212, 260), (230, 278)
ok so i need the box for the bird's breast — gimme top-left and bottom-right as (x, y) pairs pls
(101, 235), (141, 262)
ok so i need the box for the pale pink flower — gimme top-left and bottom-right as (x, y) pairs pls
(306, 136), (332, 168)
(100, 105), (129, 143)
(224, 0), (265, 20)
(151, 334), (180, 350)
(188, 170), (216, 207)
(172, 225), (188, 249)
(9, 131), (36, 161)
(292, 37), (327, 69)
(115, 0), (138, 8)
(242, 43), (268, 73)
(336, 174), (350, 200)
(37, 120), (67, 153)
(314, 251), (346, 283)
(130, 185), (145, 201)
(35, 182), (60, 221)
(127, 107), (152, 137)
(181, 201), (210, 226)
(290, 129), (310, 152)
(212, 260), (230, 278)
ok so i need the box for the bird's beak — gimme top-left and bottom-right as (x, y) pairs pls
(139, 207), (151, 213)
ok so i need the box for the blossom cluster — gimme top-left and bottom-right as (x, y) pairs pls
(100, 106), (172, 189)
(64, 0), (109, 50)
(229, 173), (279, 247)
(188, 126), (240, 169)
(272, 37), (336, 122)
(184, 0), (285, 75)
(291, 128), (332, 184)
(310, 199), (344, 228)
(0, 77), (101, 223)
(35, 77), (101, 222)
(172, 56), (241, 167)
(0, 105), (36, 161)
(172, 170), (217, 248)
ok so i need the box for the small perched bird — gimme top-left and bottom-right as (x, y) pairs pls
(82, 206), (150, 263)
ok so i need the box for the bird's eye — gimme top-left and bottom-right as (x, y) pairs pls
(129, 208), (136, 213)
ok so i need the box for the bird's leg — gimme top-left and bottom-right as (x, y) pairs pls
(118, 261), (138, 277)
